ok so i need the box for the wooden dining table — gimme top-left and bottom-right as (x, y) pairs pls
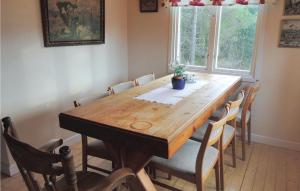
(59, 72), (241, 191)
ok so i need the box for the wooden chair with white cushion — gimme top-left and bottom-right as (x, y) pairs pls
(107, 81), (135, 95)
(237, 80), (261, 160)
(2, 116), (135, 191)
(134, 73), (155, 86)
(210, 81), (260, 160)
(191, 91), (245, 190)
(73, 94), (112, 174)
(149, 105), (230, 191)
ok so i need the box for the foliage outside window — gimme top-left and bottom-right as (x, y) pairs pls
(173, 5), (261, 78)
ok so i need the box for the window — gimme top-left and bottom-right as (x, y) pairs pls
(172, 5), (261, 78)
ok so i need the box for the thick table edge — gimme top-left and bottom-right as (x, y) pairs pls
(59, 113), (169, 158)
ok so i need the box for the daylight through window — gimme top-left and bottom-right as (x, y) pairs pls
(173, 5), (261, 77)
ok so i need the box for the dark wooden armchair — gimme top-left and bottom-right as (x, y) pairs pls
(2, 117), (135, 191)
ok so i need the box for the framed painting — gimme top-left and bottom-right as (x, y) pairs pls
(140, 0), (158, 12)
(279, 19), (300, 48)
(284, 0), (300, 16)
(40, 0), (105, 47)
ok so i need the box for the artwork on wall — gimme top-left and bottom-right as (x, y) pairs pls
(284, 0), (300, 15)
(140, 0), (158, 12)
(279, 20), (300, 48)
(40, 0), (105, 47)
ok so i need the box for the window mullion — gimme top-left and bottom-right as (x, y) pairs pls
(207, 8), (217, 72)
(211, 7), (222, 73)
(176, 8), (181, 64)
(189, 8), (198, 66)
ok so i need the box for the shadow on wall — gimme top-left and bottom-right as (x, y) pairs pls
(0, 90), (110, 169)
(3, 91), (103, 147)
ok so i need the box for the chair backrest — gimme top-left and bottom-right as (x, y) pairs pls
(226, 90), (245, 121)
(2, 117), (77, 191)
(73, 93), (108, 108)
(195, 105), (230, 181)
(134, 73), (155, 86)
(242, 80), (261, 115)
(107, 81), (135, 95)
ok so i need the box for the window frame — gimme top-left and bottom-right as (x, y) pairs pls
(168, 5), (265, 81)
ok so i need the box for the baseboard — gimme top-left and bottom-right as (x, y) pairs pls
(1, 134), (81, 177)
(1, 162), (19, 176)
(251, 133), (300, 152)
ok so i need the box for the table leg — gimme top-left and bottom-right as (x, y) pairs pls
(104, 142), (157, 191)
(136, 169), (157, 191)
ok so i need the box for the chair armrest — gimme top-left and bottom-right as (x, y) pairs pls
(39, 139), (63, 153)
(100, 168), (135, 191)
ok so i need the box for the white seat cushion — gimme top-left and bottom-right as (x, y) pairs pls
(192, 122), (235, 148)
(212, 108), (250, 124)
(150, 140), (219, 181)
(236, 110), (251, 123)
(111, 81), (135, 94)
(211, 108), (224, 119)
(222, 125), (235, 147)
(192, 121), (223, 144)
(135, 74), (155, 86)
(87, 140), (111, 160)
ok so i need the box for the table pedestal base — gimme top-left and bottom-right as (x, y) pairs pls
(105, 142), (157, 191)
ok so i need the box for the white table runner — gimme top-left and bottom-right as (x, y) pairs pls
(135, 80), (208, 105)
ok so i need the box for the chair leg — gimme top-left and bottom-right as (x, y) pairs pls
(214, 160), (220, 191)
(220, 149), (224, 191)
(247, 117), (252, 145)
(241, 120), (247, 161)
(167, 173), (172, 180)
(196, 180), (204, 191)
(112, 161), (115, 170)
(241, 127), (246, 161)
(153, 168), (157, 179)
(231, 136), (236, 168)
(81, 135), (88, 173)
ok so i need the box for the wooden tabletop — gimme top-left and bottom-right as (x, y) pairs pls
(59, 73), (241, 159)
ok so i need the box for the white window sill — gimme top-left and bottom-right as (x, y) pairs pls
(184, 67), (256, 83)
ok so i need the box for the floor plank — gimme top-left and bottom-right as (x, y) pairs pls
(275, 147), (287, 191)
(1, 139), (300, 191)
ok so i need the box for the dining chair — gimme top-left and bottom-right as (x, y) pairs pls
(107, 81), (135, 95)
(2, 116), (135, 191)
(236, 80), (261, 160)
(73, 95), (113, 174)
(149, 105), (230, 191)
(191, 91), (245, 190)
(210, 81), (260, 161)
(134, 73), (155, 86)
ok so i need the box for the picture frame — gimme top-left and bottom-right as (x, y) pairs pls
(279, 19), (300, 48)
(284, 0), (300, 16)
(40, 0), (105, 47)
(140, 0), (158, 13)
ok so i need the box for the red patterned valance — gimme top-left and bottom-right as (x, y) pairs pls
(162, 0), (269, 7)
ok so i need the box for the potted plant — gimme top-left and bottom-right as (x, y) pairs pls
(171, 64), (186, 90)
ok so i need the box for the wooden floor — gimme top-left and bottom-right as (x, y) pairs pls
(1, 139), (300, 191)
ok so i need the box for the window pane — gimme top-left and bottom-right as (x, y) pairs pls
(178, 7), (215, 67)
(216, 5), (259, 71)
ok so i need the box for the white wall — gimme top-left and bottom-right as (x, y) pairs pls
(1, 0), (299, 176)
(1, 0), (128, 174)
(253, 1), (300, 149)
(127, 1), (300, 150)
(128, 0), (170, 79)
